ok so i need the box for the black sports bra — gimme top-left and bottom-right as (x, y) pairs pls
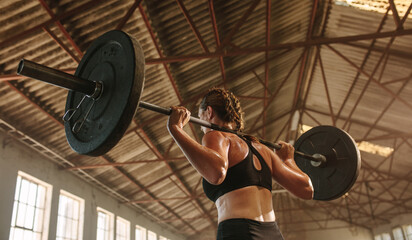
(202, 138), (272, 202)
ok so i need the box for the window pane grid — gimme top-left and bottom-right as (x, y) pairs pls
(56, 193), (82, 240)
(116, 217), (130, 240)
(97, 209), (113, 240)
(403, 225), (412, 240)
(135, 226), (146, 240)
(10, 175), (48, 240)
(394, 227), (405, 240)
(148, 230), (156, 240)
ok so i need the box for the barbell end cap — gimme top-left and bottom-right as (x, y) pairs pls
(310, 153), (327, 167)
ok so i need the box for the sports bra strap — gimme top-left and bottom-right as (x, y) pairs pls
(240, 137), (268, 169)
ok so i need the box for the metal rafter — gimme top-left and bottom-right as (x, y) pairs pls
(125, 164), (193, 200)
(176, 0), (209, 53)
(128, 49), (292, 133)
(262, 0), (271, 138)
(304, 107), (407, 137)
(316, 47), (335, 126)
(326, 44), (412, 114)
(388, 0), (402, 29)
(38, 0), (83, 57)
(289, 0), (320, 141)
(144, 27), (412, 64)
(115, 0), (142, 30)
(208, 0), (227, 89)
(361, 75), (411, 140)
(138, 4), (200, 142)
(335, 8), (389, 121)
(0, 0), (101, 49)
(219, 0), (261, 48)
(248, 52), (304, 134)
(42, 26), (80, 63)
(65, 157), (187, 170)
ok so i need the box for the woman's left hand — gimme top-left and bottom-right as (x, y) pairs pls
(168, 106), (191, 129)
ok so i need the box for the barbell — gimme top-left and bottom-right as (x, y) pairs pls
(16, 30), (361, 201)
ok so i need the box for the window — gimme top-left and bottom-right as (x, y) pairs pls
(148, 230), (156, 240)
(135, 225), (146, 240)
(116, 217), (130, 240)
(403, 225), (412, 240)
(159, 236), (167, 240)
(9, 171), (52, 240)
(96, 207), (114, 240)
(56, 190), (85, 240)
(393, 227), (405, 240)
(375, 233), (393, 240)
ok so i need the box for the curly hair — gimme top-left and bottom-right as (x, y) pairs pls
(200, 88), (244, 131)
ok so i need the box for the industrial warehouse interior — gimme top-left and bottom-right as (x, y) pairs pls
(0, 0), (412, 239)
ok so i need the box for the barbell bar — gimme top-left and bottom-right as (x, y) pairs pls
(18, 59), (326, 164)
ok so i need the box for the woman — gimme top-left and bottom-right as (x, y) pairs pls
(167, 88), (313, 240)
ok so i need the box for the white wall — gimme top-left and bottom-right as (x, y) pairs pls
(280, 219), (373, 240)
(301, 227), (373, 240)
(0, 130), (185, 240)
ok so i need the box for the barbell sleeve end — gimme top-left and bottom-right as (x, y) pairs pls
(310, 153), (327, 167)
(17, 59), (100, 98)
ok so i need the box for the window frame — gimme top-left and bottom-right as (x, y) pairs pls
(9, 171), (53, 240)
(56, 190), (85, 240)
(135, 225), (147, 240)
(96, 207), (114, 240)
(147, 230), (157, 240)
(115, 216), (130, 240)
(393, 226), (406, 240)
(402, 225), (412, 240)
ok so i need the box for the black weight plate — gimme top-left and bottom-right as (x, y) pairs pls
(65, 30), (145, 156)
(294, 126), (361, 201)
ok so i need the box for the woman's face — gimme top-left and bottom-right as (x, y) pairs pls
(198, 107), (209, 134)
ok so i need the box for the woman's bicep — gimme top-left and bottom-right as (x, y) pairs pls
(198, 132), (230, 184)
(201, 132), (230, 163)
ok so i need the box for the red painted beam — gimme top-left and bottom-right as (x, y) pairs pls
(116, 0), (142, 30)
(138, 4), (200, 142)
(335, 8), (389, 121)
(0, 0), (101, 48)
(43, 26), (80, 63)
(65, 157), (186, 170)
(38, 0), (83, 57)
(388, 0), (402, 29)
(316, 47), (335, 126)
(327, 44), (412, 115)
(219, 0), (261, 47)
(176, 0), (209, 53)
(263, 0), (271, 138)
(145, 28), (412, 64)
(208, 0), (227, 88)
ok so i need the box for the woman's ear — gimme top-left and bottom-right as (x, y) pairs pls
(206, 106), (213, 120)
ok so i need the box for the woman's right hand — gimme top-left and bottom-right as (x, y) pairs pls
(275, 141), (295, 161)
(167, 106), (191, 130)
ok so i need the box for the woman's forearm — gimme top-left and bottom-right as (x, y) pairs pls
(283, 159), (314, 199)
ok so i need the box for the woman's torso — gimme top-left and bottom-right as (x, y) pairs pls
(212, 132), (276, 223)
